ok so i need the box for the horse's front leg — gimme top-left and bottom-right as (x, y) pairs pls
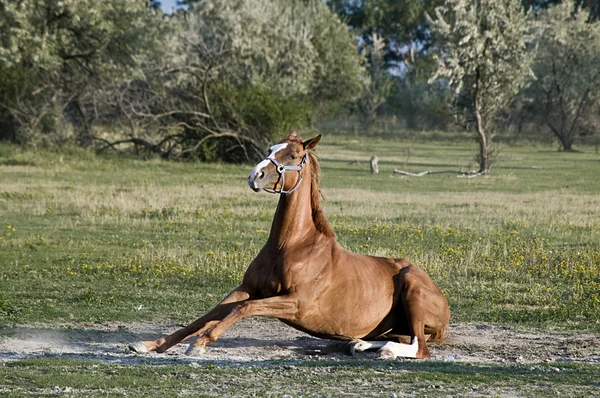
(128, 287), (250, 354)
(185, 294), (300, 353)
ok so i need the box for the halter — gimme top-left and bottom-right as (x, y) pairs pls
(263, 152), (308, 195)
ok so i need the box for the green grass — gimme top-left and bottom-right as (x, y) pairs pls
(1, 136), (599, 328)
(1, 135), (600, 395)
(1, 358), (599, 397)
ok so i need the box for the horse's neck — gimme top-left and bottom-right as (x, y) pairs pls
(267, 169), (316, 249)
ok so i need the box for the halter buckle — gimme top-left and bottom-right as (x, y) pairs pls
(263, 153), (307, 195)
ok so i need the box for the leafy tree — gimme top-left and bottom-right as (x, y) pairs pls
(428, 0), (533, 173)
(327, 0), (443, 74)
(98, 14), (314, 162)
(0, 0), (363, 162)
(0, 0), (163, 145)
(527, 0), (600, 151)
(523, 0), (600, 21)
(98, 0), (364, 162)
(354, 34), (393, 124)
(184, 0), (363, 112)
(327, 0), (454, 133)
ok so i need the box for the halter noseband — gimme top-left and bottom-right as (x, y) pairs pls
(263, 152), (308, 195)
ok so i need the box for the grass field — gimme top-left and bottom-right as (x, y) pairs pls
(1, 133), (599, 396)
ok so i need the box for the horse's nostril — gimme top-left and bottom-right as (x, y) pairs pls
(259, 171), (265, 179)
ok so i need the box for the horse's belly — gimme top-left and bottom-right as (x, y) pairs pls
(323, 281), (397, 337)
(280, 293), (396, 340)
(279, 318), (360, 341)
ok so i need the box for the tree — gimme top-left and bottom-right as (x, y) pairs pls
(0, 0), (163, 146)
(328, 0), (598, 71)
(354, 34), (393, 125)
(0, 0), (363, 162)
(527, 0), (600, 151)
(428, 0), (533, 174)
(96, 14), (314, 162)
(97, 0), (364, 162)
(523, 0), (600, 21)
(327, 0), (456, 133)
(327, 0), (444, 74)
(181, 0), (362, 111)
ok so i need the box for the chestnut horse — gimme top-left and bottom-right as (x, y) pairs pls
(129, 131), (450, 359)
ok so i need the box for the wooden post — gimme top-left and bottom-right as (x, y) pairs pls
(370, 155), (379, 174)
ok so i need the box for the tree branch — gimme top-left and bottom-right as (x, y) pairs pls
(393, 169), (485, 177)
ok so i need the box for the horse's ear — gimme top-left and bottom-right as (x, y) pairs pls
(303, 135), (321, 150)
(288, 129), (297, 138)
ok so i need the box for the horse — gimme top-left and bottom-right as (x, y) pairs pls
(129, 131), (450, 359)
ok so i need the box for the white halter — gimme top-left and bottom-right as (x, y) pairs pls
(262, 144), (307, 195)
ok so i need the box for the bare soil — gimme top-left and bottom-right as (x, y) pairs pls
(1, 319), (599, 365)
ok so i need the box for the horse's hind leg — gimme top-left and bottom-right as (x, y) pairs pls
(347, 340), (388, 355)
(128, 288), (250, 354)
(398, 271), (449, 359)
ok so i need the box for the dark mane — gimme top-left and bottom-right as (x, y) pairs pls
(307, 151), (335, 238)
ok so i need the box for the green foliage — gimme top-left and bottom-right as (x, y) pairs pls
(203, 82), (314, 162)
(0, 0), (161, 80)
(224, 85), (313, 143)
(428, 0), (533, 173)
(526, 0), (600, 150)
(0, 0), (164, 145)
(0, 0), (363, 162)
(328, 0), (444, 72)
(94, 0), (363, 162)
(328, 0), (449, 132)
(523, 0), (600, 21)
(389, 77), (453, 131)
(354, 34), (394, 124)
(188, 0), (363, 112)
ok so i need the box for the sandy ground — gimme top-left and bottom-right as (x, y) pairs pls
(1, 319), (599, 365)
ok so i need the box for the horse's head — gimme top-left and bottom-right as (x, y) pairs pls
(248, 130), (321, 194)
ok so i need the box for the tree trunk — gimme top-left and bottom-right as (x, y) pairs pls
(546, 120), (574, 152)
(558, 133), (573, 151)
(473, 69), (490, 174)
(473, 102), (490, 173)
(477, 133), (490, 173)
(558, 87), (590, 152)
(73, 98), (93, 148)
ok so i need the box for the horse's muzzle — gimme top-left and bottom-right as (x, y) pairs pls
(248, 165), (268, 192)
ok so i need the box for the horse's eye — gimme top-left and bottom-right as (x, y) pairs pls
(290, 155), (297, 160)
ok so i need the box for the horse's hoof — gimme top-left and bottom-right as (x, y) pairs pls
(128, 342), (149, 354)
(347, 340), (358, 356)
(347, 339), (371, 356)
(378, 348), (397, 360)
(185, 345), (206, 357)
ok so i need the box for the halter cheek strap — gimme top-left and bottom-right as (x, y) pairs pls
(263, 153), (307, 195)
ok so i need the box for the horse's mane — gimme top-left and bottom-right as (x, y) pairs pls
(307, 150), (335, 238)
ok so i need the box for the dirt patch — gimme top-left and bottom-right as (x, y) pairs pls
(0, 319), (599, 365)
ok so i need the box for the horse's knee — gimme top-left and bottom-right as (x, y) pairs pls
(229, 301), (250, 318)
(204, 328), (220, 343)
